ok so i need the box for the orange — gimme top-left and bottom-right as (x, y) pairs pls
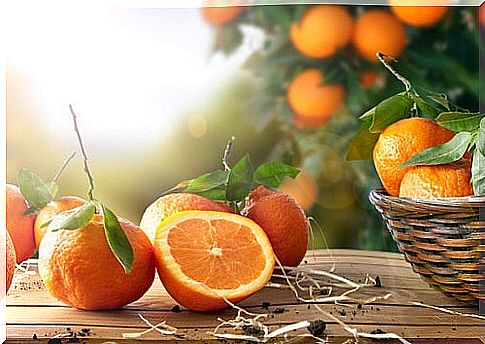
(1, 231), (17, 295)
(278, 170), (318, 211)
(6, 184), (36, 263)
(201, 6), (243, 26)
(153, 211), (275, 312)
(34, 196), (87, 248)
(353, 10), (407, 62)
(373, 118), (455, 197)
(400, 160), (473, 199)
(242, 186), (309, 267)
(360, 71), (384, 90)
(38, 213), (155, 310)
(140, 193), (232, 242)
(290, 5), (354, 59)
(287, 69), (345, 127)
(389, 0), (448, 27)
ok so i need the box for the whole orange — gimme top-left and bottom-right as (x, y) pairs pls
(389, 0), (448, 27)
(287, 69), (345, 127)
(290, 5), (354, 59)
(373, 118), (455, 197)
(201, 6), (243, 26)
(34, 196), (87, 248)
(38, 214), (156, 310)
(140, 193), (232, 242)
(154, 211), (275, 312)
(399, 160), (473, 199)
(360, 71), (384, 90)
(6, 184), (36, 263)
(242, 186), (309, 267)
(278, 170), (318, 211)
(1, 231), (17, 296)
(353, 10), (407, 62)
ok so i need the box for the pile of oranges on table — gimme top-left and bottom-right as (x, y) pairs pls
(3, 182), (309, 312)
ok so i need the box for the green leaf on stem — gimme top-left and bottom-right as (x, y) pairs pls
(400, 132), (472, 168)
(184, 170), (229, 194)
(253, 162), (300, 188)
(226, 154), (254, 202)
(50, 202), (95, 231)
(471, 148), (485, 196)
(436, 112), (483, 133)
(359, 93), (413, 134)
(478, 117), (485, 156)
(18, 169), (57, 213)
(100, 204), (134, 274)
(346, 120), (380, 161)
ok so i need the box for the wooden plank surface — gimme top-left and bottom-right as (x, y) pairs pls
(6, 249), (484, 343)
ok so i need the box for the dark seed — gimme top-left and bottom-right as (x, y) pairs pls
(170, 305), (181, 313)
(370, 329), (386, 334)
(242, 325), (263, 336)
(357, 303), (362, 309)
(32, 334), (38, 340)
(48, 339), (62, 344)
(81, 329), (90, 334)
(261, 301), (270, 309)
(338, 309), (346, 316)
(307, 320), (326, 336)
(273, 307), (285, 314)
(375, 276), (382, 288)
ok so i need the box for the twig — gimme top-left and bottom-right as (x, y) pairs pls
(51, 151), (76, 183)
(411, 302), (485, 321)
(222, 136), (236, 172)
(69, 105), (95, 201)
(376, 52), (414, 95)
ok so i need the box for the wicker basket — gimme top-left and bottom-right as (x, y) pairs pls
(369, 189), (484, 305)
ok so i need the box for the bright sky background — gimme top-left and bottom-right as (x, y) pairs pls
(6, 5), (263, 153)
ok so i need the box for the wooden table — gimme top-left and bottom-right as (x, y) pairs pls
(6, 249), (484, 343)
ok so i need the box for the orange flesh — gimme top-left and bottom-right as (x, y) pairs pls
(167, 218), (266, 290)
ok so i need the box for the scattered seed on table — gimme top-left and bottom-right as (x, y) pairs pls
(307, 320), (326, 336)
(375, 275), (382, 287)
(171, 305), (181, 313)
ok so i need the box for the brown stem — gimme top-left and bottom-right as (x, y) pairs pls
(69, 105), (95, 201)
(222, 136), (235, 172)
(51, 150), (76, 183)
(376, 52), (414, 95)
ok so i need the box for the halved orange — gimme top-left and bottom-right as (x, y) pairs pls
(154, 210), (275, 312)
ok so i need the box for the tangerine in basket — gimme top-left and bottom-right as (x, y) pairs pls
(399, 160), (474, 199)
(373, 117), (455, 196)
(39, 213), (156, 310)
(140, 193), (232, 242)
(290, 5), (354, 59)
(34, 196), (87, 248)
(6, 184), (36, 263)
(242, 186), (309, 267)
(153, 210), (275, 312)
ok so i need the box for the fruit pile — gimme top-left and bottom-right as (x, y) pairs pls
(348, 57), (484, 199)
(4, 129), (310, 312)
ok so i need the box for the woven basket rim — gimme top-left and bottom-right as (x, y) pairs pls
(370, 189), (485, 207)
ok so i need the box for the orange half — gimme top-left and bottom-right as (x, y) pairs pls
(154, 210), (275, 311)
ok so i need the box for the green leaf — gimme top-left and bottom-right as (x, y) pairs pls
(39, 218), (54, 229)
(346, 120), (380, 161)
(253, 162), (299, 189)
(411, 94), (440, 117)
(436, 112), (483, 133)
(18, 169), (56, 211)
(400, 132), (472, 168)
(196, 187), (227, 201)
(100, 204), (134, 274)
(51, 202), (95, 231)
(478, 117), (485, 156)
(471, 148), (485, 196)
(226, 153), (254, 202)
(184, 170), (228, 194)
(359, 93), (413, 134)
